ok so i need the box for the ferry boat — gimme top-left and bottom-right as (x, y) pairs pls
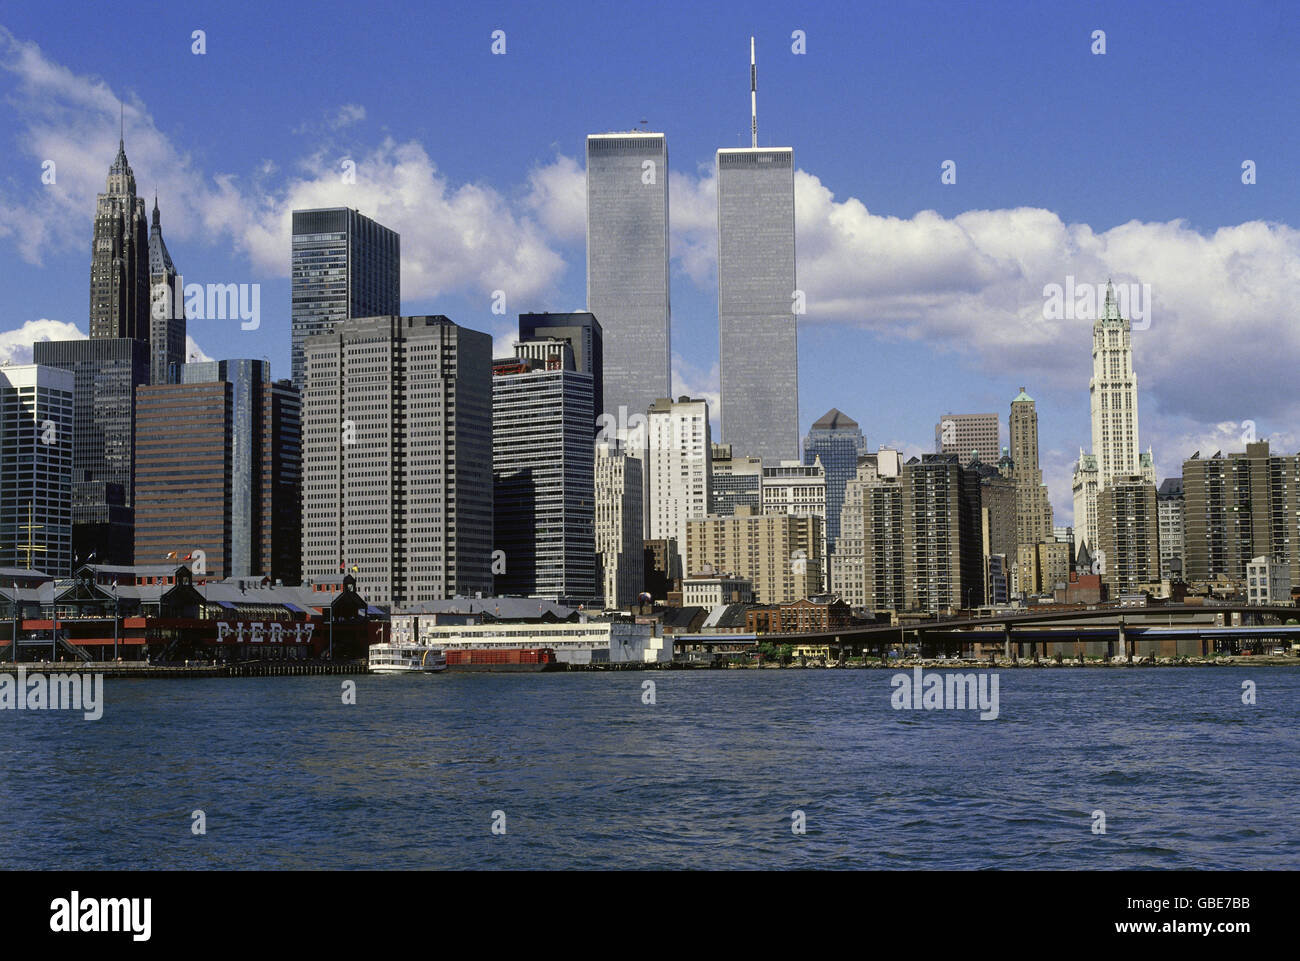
(368, 641), (447, 674)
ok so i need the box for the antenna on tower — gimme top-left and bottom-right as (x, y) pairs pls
(120, 102), (124, 145)
(750, 36), (758, 148)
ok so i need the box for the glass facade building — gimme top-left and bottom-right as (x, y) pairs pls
(290, 207), (400, 393)
(586, 133), (670, 425)
(716, 147), (798, 465)
(802, 408), (867, 556)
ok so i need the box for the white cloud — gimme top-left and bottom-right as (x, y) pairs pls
(524, 154), (585, 243)
(185, 335), (214, 365)
(0, 318), (84, 364)
(332, 104), (366, 129)
(671, 354), (720, 434)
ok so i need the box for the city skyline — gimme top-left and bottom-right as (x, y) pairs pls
(1, 4), (1298, 528)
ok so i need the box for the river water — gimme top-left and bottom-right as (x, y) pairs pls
(1, 667), (1295, 869)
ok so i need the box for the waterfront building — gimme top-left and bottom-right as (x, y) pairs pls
(972, 455), (1017, 603)
(134, 360), (300, 583)
(1182, 442), (1300, 589)
(594, 441), (644, 609)
(832, 449), (905, 614)
(586, 132), (670, 423)
(685, 505), (822, 605)
(1095, 475), (1160, 596)
(803, 408), (867, 558)
(902, 454), (984, 613)
(1246, 556), (1291, 605)
(33, 337), (150, 565)
(146, 196), (185, 384)
(301, 315), (492, 607)
(0, 366), (74, 577)
(492, 332), (596, 601)
(935, 412), (998, 465)
(290, 207), (400, 392)
(1157, 478), (1185, 581)
(646, 396), (712, 571)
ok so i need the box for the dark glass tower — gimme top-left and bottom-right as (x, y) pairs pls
(803, 408), (867, 556)
(290, 208), (400, 392)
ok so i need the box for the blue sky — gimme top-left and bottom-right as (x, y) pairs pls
(1, 0), (1298, 522)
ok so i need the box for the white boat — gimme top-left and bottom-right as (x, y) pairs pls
(369, 641), (447, 674)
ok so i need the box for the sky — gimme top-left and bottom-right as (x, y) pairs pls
(1, 0), (1297, 524)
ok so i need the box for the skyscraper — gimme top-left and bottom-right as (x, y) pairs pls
(832, 449), (905, 613)
(33, 337), (150, 564)
(301, 316), (492, 607)
(1157, 477), (1185, 581)
(646, 396), (712, 571)
(147, 196), (186, 385)
(290, 207), (400, 392)
(935, 412), (999, 465)
(716, 40), (797, 463)
(586, 132), (670, 424)
(1096, 475), (1160, 596)
(519, 311), (604, 434)
(492, 331), (597, 600)
(1073, 281), (1155, 553)
(709, 443), (763, 516)
(1008, 388), (1054, 594)
(0, 366), (74, 576)
(134, 360), (300, 583)
(716, 143), (798, 464)
(803, 408), (867, 557)
(902, 454), (984, 612)
(90, 135), (150, 343)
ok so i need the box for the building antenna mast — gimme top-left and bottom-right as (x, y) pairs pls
(750, 36), (758, 148)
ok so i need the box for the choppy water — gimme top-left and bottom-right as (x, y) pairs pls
(1, 667), (1296, 869)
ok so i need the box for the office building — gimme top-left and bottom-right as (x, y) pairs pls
(586, 132), (670, 423)
(0, 366), (74, 576)
(594, 441), (644, 608)
(646, 396), (712, 570)
(134, 360), (300, 583)
(833, 449), (905, 613)
(803, 408), (867, 558)
(301, 315), (492, 607)
(33, 337), (150, 564)
(290, 207), (400, 392)
(762, 458), (827, 587)
(935, 412), (998, 465)
(492, 333), (596, 601)
(519, 312), (603, 433)
(716, 145), (797, 464)
(1008, 388), (1054, 593)
(90, 135), (150, 343)
(709, 443), (763, 516)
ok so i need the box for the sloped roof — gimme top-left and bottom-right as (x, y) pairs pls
(811, 408), (859, 430)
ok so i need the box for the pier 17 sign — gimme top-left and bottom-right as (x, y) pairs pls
(214, 621), (316, 644)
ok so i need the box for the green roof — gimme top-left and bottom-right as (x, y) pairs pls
(1012, 387), (1033, 403)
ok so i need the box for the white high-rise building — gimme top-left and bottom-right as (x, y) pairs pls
(0, 365), (74, 576)
(595, 442), (644, 608)
(301, 315), (493, 608)
(646, 397), (712, 571)
(1072, 281), (1155, 555)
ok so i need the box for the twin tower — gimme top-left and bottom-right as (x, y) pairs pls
(586, 44), (798, 465)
